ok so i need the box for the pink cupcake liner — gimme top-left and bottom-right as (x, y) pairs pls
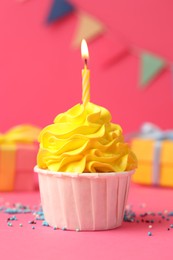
(34, 166), (134, 231)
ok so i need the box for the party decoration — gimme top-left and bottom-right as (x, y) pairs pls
(0, 125), (40, 191)
(24, 0), (171, 91)
(72, 12), (105, 47)
(140, 52), (166, 87)
(47, 0), (75, 23)
(131, 123), (173, 187)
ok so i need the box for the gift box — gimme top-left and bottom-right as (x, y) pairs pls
(0, 125), (40, 191)
(131, 123), (173, 187)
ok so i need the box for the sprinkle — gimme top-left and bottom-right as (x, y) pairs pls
(5, 208), (20, 214)
(166, 218), (170, 221)
(19, 223), (23, 227)
(148, 231), (152, 236)
(168, 211), (173, 216)
(7, 222), (12, 227)
(53, 226), (57, 230)
(28, 220), (36, 224)
(62, 227), (67, 231)
(170, 224), (173, 228)
(36, 216), (45, 220)
(123, 209), (136, 222)
(76, 228), (80, 232)
(148, 225), (152, 229)
(32, 226), (35, 229)
(42, 221), (49, 227)
(167, 228), (170, 231)
(140, 213), (147, 218)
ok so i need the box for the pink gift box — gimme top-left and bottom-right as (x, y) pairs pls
(0, 144), (38, 191)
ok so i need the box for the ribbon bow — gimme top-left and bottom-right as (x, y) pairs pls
(140, 123), (173, 141)
(0, 125), (41, 144)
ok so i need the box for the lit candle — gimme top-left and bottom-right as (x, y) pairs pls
(81, 39), (90, 106)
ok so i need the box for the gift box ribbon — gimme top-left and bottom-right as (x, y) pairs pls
(137, 123), (173, 185)
(0, 125), (40, 191)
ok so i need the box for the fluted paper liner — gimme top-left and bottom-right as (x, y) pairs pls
(34, 167), (134, 231)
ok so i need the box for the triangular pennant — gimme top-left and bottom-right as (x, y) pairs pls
(47, 0), (75, 24)
(72, 12), (106, 48)
(140, 52), (166, 87)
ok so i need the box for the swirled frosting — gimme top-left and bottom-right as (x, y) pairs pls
(37, 102), (137, 173)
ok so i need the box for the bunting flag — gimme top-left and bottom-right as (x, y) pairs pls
(140, 52), (166, 88)
(41, 2), (171, 91)
(72, 12), (106, 48)
(47, 0), (75, 24)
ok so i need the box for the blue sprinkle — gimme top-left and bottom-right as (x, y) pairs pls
(23, 209), (31, 213)
(5, 209), (20, 214)
(168, 212), (173, 216)
(42, 221), (49, 226)
(170, 224), (173, 228)
(7, 222), (12, 227)
(36, 216), (45, 220)
(10, 215), (17, 221)
(148, 231), (152, 236)
(36, 211), (44, 216)
(32, 226), (35, 229)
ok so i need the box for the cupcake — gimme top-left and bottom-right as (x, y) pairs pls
(34, 40), (137, 231)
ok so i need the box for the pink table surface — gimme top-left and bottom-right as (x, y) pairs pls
(0, 183), (173, 260)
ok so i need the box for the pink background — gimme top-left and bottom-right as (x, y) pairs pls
(0, 0), (173, 134)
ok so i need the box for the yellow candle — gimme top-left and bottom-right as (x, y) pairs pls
(81, 39), (90, 106)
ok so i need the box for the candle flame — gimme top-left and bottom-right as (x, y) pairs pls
(81, 39), (89, 60)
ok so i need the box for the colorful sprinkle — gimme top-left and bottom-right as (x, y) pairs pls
(42, 221), (49, 227)
(28, 220), (36, 224)
(62, 227), (67, 231)
(168, 211), (173, 216)
(148, 231), (152, 236)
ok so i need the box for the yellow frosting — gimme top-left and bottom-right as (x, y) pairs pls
(37, 102), (137, 173)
